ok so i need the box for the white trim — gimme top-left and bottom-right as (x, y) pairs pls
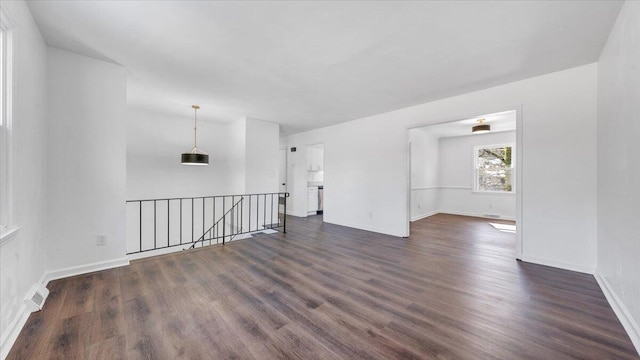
(0, 304), (29, 360)
(514, 105), (523, 259)
(42, 257), (130, 284)
(127, 246), (191, 261)
(439, 186), (473, 190)
(324, 218), (407, 238)
(471, 190), (516, 195)
(411, 211), (438, 222)
(0, 225), (19, 246)
(595, 273), (640, 356)
(411, 186), (439, 191)
(438, 211), (516, 221)
(520, 255), (594, 274)
(286, 210), (307, 217)
(0, 10), (16, 233)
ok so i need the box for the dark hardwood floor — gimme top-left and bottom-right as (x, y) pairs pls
(9, 214), (638, 359)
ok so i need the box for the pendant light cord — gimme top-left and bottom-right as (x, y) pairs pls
(193, 105), (200, 149)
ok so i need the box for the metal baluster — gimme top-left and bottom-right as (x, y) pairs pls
(139, 201), (142, 252)
(191, 198), (194, 245)
(283, 194), (287, 233)
(202, 198), (205, 247)
(270, 194), (274, 229)
(153, 200), (157, 250)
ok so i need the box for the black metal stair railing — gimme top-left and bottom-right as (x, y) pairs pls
(189, 196), (243, 249)
(125, 192), (289, 255)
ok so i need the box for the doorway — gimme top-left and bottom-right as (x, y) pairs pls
(407, 109), (522, 259)
(306, 144), (324, 217)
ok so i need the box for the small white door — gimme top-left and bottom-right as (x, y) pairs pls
(279, 149), (287, 193)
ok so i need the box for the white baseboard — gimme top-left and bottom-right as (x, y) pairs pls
(411, 211), (438, 222)
(286, 211), (306, 217)
(0, 304), (29, 360)
(520, 255), (595, 275)
(439, 211), (516, 221)
(322, 218), (407, 237)
(595, 273), (640, 356)
(42, 257), (130, 285)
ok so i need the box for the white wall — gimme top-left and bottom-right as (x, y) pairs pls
(284, 63), (597, 272)
(245, 118), (279, 194)
(127, 107), (234, 200)
(438, 131), (516, 219)
(227, 117), (246, 195)
(0, 1), (48, 356)
(410, 128), (439, 220)
(46, 47), (128, 271)
(596, 0), (640, 352)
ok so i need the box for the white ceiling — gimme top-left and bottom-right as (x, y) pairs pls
(418, 110), (516, 139)
(26, 1), (622, 134)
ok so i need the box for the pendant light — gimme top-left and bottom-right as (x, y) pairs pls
(472, 118), (490, 133)
(181, 105), (209, 165)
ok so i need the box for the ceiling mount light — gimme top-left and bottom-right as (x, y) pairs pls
(472, 118), (490, 133)
(181, 105), (209, 165)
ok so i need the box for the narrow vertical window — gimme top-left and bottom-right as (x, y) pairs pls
(0, 24), (14, 235)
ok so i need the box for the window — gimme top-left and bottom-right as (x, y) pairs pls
(474, 144), (514, 192)
(1, 24), (14, 235)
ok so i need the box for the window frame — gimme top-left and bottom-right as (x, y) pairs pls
(0, 9), (16, 240)
(473, 143), (516, 194)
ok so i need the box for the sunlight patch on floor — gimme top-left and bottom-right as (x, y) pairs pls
(489, 222), (516, 233)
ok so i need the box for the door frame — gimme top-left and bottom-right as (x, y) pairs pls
(405, 105), (524, 260)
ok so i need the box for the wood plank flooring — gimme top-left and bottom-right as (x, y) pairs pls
(8, 214), (639, 359)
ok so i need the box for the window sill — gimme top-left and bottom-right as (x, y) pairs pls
(471, 190), (516, 195)
(0, 226), (20, 246)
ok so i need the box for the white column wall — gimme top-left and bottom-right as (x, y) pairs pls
(596, 0), (640, 352)
(245, 118), (279, 195)
(410, 128), (439, 220)
(46, 47), (128, 271)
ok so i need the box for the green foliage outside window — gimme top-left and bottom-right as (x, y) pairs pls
(476, 145), (513, 192)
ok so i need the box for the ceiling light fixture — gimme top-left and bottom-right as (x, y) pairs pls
(181, 105), (209, 165)
(472, 118), (490, 133)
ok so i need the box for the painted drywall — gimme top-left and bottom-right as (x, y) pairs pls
(245, 118), (279, 194)
(438, 131), (516, 219)
(284, 63), (597, 272)
(597, 0), (640, 352)
(127, 107), (234, 200)
(0, 1), (48, 356)
(410, 128), (439, 220)
(227, 117), (247, 195)
(46, 47), (128, 271)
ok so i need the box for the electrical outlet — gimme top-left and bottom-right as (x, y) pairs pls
(96, 234), (107, 246)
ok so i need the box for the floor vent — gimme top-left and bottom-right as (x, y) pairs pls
(24, 283), (49, 312)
